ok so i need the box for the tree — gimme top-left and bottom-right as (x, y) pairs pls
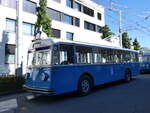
(35, 0), (52, 37)
(122, 32), (132, 49)
(99, 25), (113, 40)
(133, 38), (140, 50)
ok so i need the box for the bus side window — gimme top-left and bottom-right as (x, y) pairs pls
(93, 48), (102, 64)
(76, 46), (93, 64)
(101, 49), (106, 63)
(123, 51), (130, 63)
(107, 49), (114, 63)
(59, 44), (74, 65)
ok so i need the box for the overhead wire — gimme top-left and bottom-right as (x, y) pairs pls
(93, 0), (150, 37)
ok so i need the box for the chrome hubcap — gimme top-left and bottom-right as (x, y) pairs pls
(81, 80), (90, 93)
(126, 74), (131, 81)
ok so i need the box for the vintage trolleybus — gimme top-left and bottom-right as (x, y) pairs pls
(24, 38), (140, 96)
(140, 50), (150, 73)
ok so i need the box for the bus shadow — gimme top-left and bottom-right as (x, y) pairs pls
(92, 77), (140, 93)
(29, 78), (140, 104)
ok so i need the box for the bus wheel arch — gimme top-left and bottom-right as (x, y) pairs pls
(124, 68), (132, 82)
(77, 73), (94, 96)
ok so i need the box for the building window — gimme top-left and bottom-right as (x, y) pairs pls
(63, 14), (73, 25)
(23, 22), (35, 36)
(96, 26), (101, 33)
(66, 32), (73, 40)
(0, 0), (16, 9)
(97, 13), (102, 20)
(49, 0), (61, 3)
(84, 21), (96, 31)
(83, 6), (94, 17)
(5, 44), (15, 64)
(74, 2), (81, 11)
(48, 8), (61, 21)
(74, 17), (80, 27)
(6, 18), (16, 33)
(23, 0), (36, 14)
(52, 29), (61, 38)
(66, 0), (73, 8)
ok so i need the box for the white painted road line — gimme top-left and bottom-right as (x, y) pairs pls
(0, 99), (18, 112)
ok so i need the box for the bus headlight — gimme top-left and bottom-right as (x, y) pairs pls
(25, 73), (30, 79)
(41, 74), (49, 81)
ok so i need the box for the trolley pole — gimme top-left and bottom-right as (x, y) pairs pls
(15, 0), (23, 76)
(119, 10), (122, 48)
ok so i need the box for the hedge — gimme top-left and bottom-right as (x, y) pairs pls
(0, 75), (25, 94)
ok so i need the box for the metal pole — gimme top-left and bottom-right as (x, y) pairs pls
(119, 10), (122, 48)
(109, 0), (112, 9)
(108, 5), (123, 48)
(16, 0), (23, 76)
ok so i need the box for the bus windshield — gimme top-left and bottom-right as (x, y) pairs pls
(33, 50), (51, 66)
(27, 48), (51, 67)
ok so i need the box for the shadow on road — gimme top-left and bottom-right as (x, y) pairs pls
(93, 77), (140, 92)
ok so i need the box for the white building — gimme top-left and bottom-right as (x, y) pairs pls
(0, 0), (120, 75)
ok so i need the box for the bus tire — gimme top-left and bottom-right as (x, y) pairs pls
(124, 69), (132, 82)
(77, 75), (93, 96)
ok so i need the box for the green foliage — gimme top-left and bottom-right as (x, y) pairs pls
(99, 25), (113, 40)
(0, 76), (25, 93)
(35, 0), (52, 37)
(122, 32), (132, 49)
(133, 38), (140, 50)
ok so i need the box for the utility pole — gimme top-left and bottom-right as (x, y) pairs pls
(109, 0), (112, 8)
(108, 0), (123, 47)
(119, 10), (122, 47)
(16, 0), (23, 76)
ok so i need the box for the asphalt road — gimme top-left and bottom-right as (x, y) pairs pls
(1, 74), (150, 113)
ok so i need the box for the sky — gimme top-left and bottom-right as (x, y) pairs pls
(92, 0), (150, 48)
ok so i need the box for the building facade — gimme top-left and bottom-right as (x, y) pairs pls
(0, 0), (120, 75)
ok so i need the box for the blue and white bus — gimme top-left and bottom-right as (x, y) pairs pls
(24, 38), (139, 96)
(140, 50), (150, 73)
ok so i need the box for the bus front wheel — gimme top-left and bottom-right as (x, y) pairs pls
(77, 75), (93, 96)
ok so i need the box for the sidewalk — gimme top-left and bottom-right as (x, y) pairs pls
(0, 92), (35, 113)
(0, 91), (32, 102)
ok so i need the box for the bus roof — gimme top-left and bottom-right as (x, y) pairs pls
(32, 37), (138, 53)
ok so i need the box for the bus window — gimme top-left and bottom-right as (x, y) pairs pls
(76, 46), (93, 64)
(101, 49), (107, 63)
(60, 44), (74, 64)
(123, 51), (131, 63)
(130, 52), (135, 62)
(27, 50), (34, 67)
(93, 48), (102, 64)
(107, 49), (114, 63)
(33, 50), (51, 66)
(114, 50), (122, 63)
(131, 52), (138, 62)
(135, 53), (139, 62)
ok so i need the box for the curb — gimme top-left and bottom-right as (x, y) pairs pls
(0, 89), (25, 98)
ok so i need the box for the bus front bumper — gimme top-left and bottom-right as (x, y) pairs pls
(23, 85), (55, 95)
